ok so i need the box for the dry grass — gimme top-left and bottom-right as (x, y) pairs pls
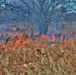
(0, 41), (76, 75)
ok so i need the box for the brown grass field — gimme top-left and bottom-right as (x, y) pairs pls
(0, 39), (76, 75)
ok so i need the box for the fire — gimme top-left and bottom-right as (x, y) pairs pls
(40, 34), (51, 42)
(14, 33), (29, 48)
(68, 37), (75, 48)
(0, 31), (75, 50)
(14, 38), (21, 48)
(51, 34), (56, 42)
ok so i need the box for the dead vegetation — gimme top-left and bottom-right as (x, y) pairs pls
(0, 40), (76, 75)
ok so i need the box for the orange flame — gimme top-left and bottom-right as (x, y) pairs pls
(68, 37), (75, 48)
(51, 34), (56, 42)
(14, 33), (29, 48)
(40, 34), (51, 42)
(0, 32), (75, 50)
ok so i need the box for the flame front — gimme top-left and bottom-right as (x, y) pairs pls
(0, 32), (75, 51)
(51, 34), (56, 42)
(14, 33), (29, 48)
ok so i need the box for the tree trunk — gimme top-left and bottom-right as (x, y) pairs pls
(39, 24), (48, 35)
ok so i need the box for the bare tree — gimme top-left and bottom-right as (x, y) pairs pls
(1, 0), (76, 35)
